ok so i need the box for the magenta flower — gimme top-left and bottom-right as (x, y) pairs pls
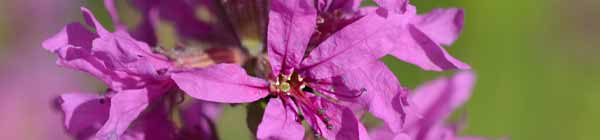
(43, 7), (175, 139)
(170, 0), (409, 139)
(373, 0), (469, 71)
(43, 7), (229, 140)
(369, 71), (486, 140)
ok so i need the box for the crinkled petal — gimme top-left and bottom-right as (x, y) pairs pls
(315, 100), (371, 140)
(408, 71), (475, 128)
(43, 7), (171, 90)
(267, 0), (317, 75)
(59, 93), (110, 140)
(331, 61), (409, 133)
(389, 24), (470, 71)
(171, 64), (269, 103)
(300, 10), (396, 79)
(413, 8), (464, 46)
(96, 89), (150, 139)
(256, 98), (305, 140)
(179, 101), (223, 140)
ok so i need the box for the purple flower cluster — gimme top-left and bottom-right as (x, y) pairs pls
(43, 0), (488, 140)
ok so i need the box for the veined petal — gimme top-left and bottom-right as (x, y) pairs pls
(389, 24), (470, 71)
(413, 8), (464, 46)
(171, 64), (269, 103)
(267, 0), (317, 75)
(96, 89), (150, 140)
(59, 93), (110, 140)
(256, 98), (305, 140)
(411, 71), (475, 126)
(316, 101), (371, 140)
(300, 10), (396, 79)
(326, 61), (409, 133)
(43, 7), (171, 90)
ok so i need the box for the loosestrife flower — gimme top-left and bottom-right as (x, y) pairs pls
(44, 7), (233, 139)
(170, 0), (411, 139)
(369, 71), (486, 140)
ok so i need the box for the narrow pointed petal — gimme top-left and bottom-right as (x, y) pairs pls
(81, 7), (110, 36)
(330, 61), (409, 133)
(389, 24), (470, 71)
(96, 89), (150, 139)
(411, 71), (475, 124)
(267, 0), (317, 75)
(171, 64), (269, 103)
(301, 11), (396, 79)
(413, 8), (464, 46)
(316, 101), (371, 140)
(59, 93), (110, 139)
(256, 98), (305, 140)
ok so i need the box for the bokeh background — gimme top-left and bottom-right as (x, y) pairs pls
(1, 0), (599, 139)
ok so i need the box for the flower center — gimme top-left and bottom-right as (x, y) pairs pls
(268, 71), (338, 137)
(269, 72), (304, 95)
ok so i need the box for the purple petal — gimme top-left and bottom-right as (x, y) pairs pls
(389, 24), (470, 71)
(300, 11), (396, 79)
(373, 0), (408, 13)
(413, 8), (464, 46)
(171, 64), (269, 103)
(315, 101), (371, 140)
(256, 98), (305, 140)
(412, 71), (475, 124)
(81, 7), (110, 36)
(96, 89), (150, 139)
(120, 100), (178, 140)
(332, 61), (409, 133)
(42, 8), (171, 89)
(404, 71), (475, 133)
(267, 0), (317, 75)
(59, 93), (110, 139)
(179, 101), (223, 140)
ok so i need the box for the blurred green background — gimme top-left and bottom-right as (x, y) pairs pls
(1, 0), (599, 140)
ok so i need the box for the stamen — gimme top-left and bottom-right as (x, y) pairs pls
(326, 124), (334, 130)
(314, 132), (321, 138)
(279, 81), (290, 93)
(318, 108), (325, 115)
(322, 117), (330, 123)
